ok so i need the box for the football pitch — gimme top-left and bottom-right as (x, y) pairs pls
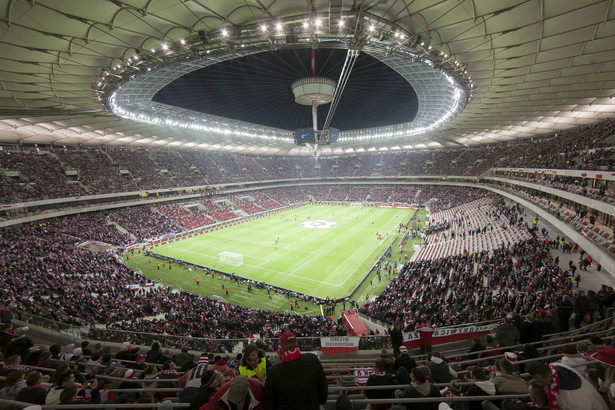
(150, 204), (413, 299)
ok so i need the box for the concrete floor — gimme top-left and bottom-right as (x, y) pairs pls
(534, 213), (615, 292)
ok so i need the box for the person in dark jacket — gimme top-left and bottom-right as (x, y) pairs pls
(365, 359), (395, 410)
(425, 352), (456, 383)
(395, 346), (416, 373)
(394, 367), (441, 410)
(495, 318), (520, 348)
(574, 290), (590, 328)
(14, 371), (48, 405)
(264, 332), (327, 410)
(390, 321), (404, 357)
(520, 314), (540, 343)
(145, 341), (163, 364)
(556, 295), (574, 331)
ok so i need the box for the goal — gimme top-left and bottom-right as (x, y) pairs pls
(218, 251), (243, 267)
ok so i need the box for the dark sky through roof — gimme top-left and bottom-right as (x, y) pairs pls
(153, 48), (418, 131)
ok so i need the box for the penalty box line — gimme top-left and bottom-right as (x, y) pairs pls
(165, 245), (339, 287)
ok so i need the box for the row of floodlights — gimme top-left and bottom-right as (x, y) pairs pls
(96, 16), (471, 84)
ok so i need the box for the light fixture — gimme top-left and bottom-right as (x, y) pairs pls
(221, 28), (228, 37)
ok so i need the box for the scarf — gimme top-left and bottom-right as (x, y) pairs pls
(281, 348), (301, 362)
(545, 365), (560, 410)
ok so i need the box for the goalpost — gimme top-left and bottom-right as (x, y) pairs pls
(218, 251), (243, 267)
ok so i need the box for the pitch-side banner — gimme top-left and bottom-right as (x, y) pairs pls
(320, 336), (361, 355)
(403, 323), (498, 349)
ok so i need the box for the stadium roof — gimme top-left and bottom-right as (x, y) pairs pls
(0, 0), (614, 156)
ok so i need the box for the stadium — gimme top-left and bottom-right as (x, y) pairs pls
(0, 1), (615, 409)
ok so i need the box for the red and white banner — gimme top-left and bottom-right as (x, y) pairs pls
(124, 282), (155, 291)
(402, 323), (498, 349)
(353, 367), (374, 385)
(320, 336), (361, 355)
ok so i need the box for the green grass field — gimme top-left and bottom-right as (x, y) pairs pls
(125, 205), (426, 314)
(151, 204), (409, 299)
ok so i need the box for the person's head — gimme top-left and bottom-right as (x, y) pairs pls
(528, 362), (553, 388)
(471, 337), (482, 346)
(144, 365), (158, 376)
(399, 346), (408, 355)
(373, 359), (385, 372)
(38, 351), (52, 363)
(162, 360), (175, 370)
(200, 369), (223, 389)
(59, 385), (78, 404)
(5, 354), (21, 365)
(497, 359), (514, 374)
(589, 335), (605, 346)
(55, 372), (75, 388)
(6, 369), (25, 386)
(91, 351), (101, 361)
(242, 344), (260, 367)
(471, 367), (487, 381)
(411, 368), (427, 384)
(227, 375), (249, 404)
(278, 331), (297, 352)
(54, 362), (70, 377)
(429, 351), (443, 360)
(100, 354), (112, 365)
(26, 371), (43, 387)
(562, 344), (578, 355)
(151, 341), (161, 351)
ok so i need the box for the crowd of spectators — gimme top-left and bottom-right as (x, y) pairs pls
(489, 183), (615, 254)
(0, 118), (613, 205)
(495, 173), (615, 207)
(359, 197), (582, 334)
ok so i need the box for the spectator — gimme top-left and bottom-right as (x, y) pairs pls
(591, 346), (615, 407)
(560, 344), (589, 376)
(264, 331), (328, 410)
(463, 367), (496, 410)
(390, 321), (404, 357)
(425, 352), (456, 383)
(0, 369), (26, 401)
(574, 291), (590, 328)
(365, 359), (395, 410)
(202, 374), (264, 410)
(395, 346), (416, 373)
(556, 295), (574, 332)
(394, 367), (441, 410)
(58, 382), (101, 405)
(239, 344), (268, 383)
(528, 362), (608, 410)
(415, 318), (435, 355)
(491, 359), (528, 394)
(180, 369), (224, 410)
(14, 371), (47, 405)
(45, 372), (76, 405)
(4, 327), (33, 360)
(145, 341), (163, 364)
(495, 317), (521, 348)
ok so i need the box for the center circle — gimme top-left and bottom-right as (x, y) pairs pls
(300, 220), (337, 229)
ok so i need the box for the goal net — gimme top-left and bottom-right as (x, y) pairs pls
(218, 251), (243, 267)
